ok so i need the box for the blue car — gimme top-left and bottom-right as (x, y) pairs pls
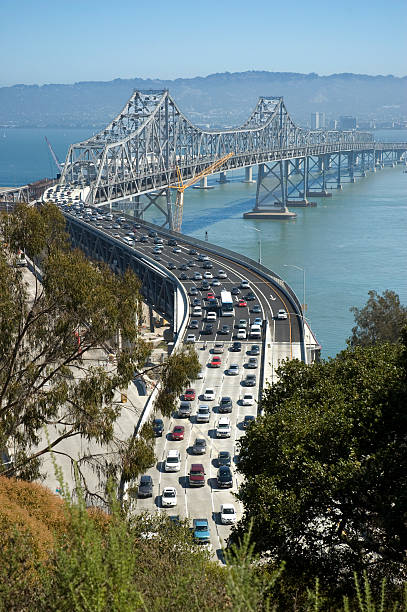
(192, 518), (210, 544)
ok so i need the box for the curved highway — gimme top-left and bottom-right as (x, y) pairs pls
(49, 188), (302, 560)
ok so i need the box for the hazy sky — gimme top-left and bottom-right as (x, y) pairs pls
(1, 0), (406, 86)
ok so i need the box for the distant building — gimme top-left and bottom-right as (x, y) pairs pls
(329, 119), (338, 130)
(339, 116), (357, 130)
(311, 112), (326, 129)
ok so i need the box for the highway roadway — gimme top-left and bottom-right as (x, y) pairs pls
(51, 193), (302, 559)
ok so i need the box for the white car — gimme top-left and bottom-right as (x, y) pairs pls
(207, 311), (217, 322)
(196, 369), (205, 379)
(173, 247), (181, 253)
(277, 309), (288, 320)
(192, 306), (202, 317)
(193, 272), (203, 280)
(237, 329), (247, 340)
(203, 271), (213, 279)
(216, 417), (231, 438)
(240, 280), (250, 289)
(228, 363), (239, 376)
(203, 388), (215, 401)
(164, 449), (181, 472)
(241, 394), (254, 406)
(162, 487), (177, 507)
(220, 503), (237, 524)
(217, 270), (227, 279)
(185, 334), (196, 344)
(238, 319), (247, 329)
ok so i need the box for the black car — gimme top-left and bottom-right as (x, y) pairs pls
(189, 248), (198, 255)
(167, 262), (176, 270)
(192, 438), (207, 454)
(189, 319), (199, 329)
(192, 298), (202, 306)
(245, 374), (257, 387)
(202, 323), (214, 335)
(202, 261), (213, 269)
(250, 344), (260, 355)
(189, 286), (198, 295)
(246, 292), (256, 301)
(219, 396), (232, 413)
(243, 415), (255, 429)
(252, 304), (262, 313)
(218, 325), (230, 335)
(154, 237), (164, 244)
(231, 287), (240, 295)
(217, 466), (233, 488)
(134, 223), (141, 229)
(230, 341), (242, 352)
(179, 272), (188, 280)
(217, 451), (231, 467)
(201, 281), (210, 290)
(138, 474), (153, 497)
(153, 418), (164, 437)
(179, 264), (189, 271)
(187, 259), (196, 267)
(168, 238), (177, 246)
(148, 230), (158, 238)
(207, 298), (217, 308)
(140, 235), (149, 243)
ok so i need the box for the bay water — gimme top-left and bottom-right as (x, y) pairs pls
(1, 127), (406, 358)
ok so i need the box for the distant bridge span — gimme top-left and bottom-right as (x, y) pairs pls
(53, 90), (406, 225)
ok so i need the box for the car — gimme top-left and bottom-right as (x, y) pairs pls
(250, 344), (260, 355)
(253, 317), (263, 326)
(247, 357), (258, 369)
(219, 396), (232, 413)
(189, 319), (199, 329)
(192, 298), (202, 306)
(203, 271), (213, 279)
(231, 341), (242, 352)
(196, 369), (204, 379)
(153, 418), (164, 437)
(171, 425), (185, 441)
(165, 449), (181, 472)
(242, 393), (255, 406)
(185, 334), (196, 344)
(218, 325), (230, 335)
(217, 270), (227, 279)
(238, 319), (247, 329)
(231, 287), (240, 295)
(206, 291), (215, 300)
(216, 417), (231, 438)
(243, 415), (256, 428)
(138, 474), (153, 498)
(153, 255), (162, 261)
(179, 272), (188, 280)
(211, 279), (221, 287)
(134, 223), (141, 229)
(212, 342), (224, 354)
(148, 230), (157, 238)
(201, 280), (210, 290)
(228, 363), (239, 376)
(193, 272), (203, 280)
(154, 237), (163, 244)
(168, 238), (177, 246)
(220, 503), (237, 524)
(196, 405), (210, 422)
(202, 261), (213, 269)
(217, 466), (233, 488)
(198, 254), (209, 262)
(237, 329), (247, 340)
(203, 388), (215, 401)
(192, 438), (207, 454)
(192, 306), (202, 317)
(179, 263), (189, 271)
(173, 247), (182, 253)
(189, 248), (198, 255)
(167, 262), (177, 270)
(178, 401), (192, 418)
(189, 286), (198, 296)
(207, 298), (218, 308)
(207, 311), (217, 322)
(250, 324), (262, 339)
(202, 323), (214, 335)
(210, 356), (221, 368)
(140, 235), (149, 243)
(189, 463), (205, 487)
(240, 280), (250, 289)
(252, 304), (262, 314)
(183, 388), (196, 401)
(192, 518), (210, 544)
(277, 309), (288, 320)
(245, 374), (257, 387)
(217, 450), (232, 466)
(237, 299), (247, 307)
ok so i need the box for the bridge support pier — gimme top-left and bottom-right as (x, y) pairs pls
(218, 171), (228, 184)
(243, 166), (255, 183)
(243, 161), (296, 219)
(192, 175), (215, 190)
(286, 157), (316, 206)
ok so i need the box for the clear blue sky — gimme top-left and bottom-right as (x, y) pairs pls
(1, 0), (406, 86)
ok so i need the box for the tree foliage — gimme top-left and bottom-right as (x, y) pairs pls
(348, 290), (407, 347)
(0, 204), (199, 498)
(234, 337), (407, 589)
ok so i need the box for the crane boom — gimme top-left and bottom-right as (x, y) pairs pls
(169, 152), (234, 231)
(45, 136), (63, 173)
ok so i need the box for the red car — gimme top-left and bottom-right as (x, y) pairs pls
(183, 388), (196, 401)
(206, 291), (215, 300)
(172, 425), (185, 441)
(210, 356), (222, 368)
(237, 299), (247, 307)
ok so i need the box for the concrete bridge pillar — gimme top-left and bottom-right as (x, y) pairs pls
(243, 166), (255, 183)
(219, 171), (228, 184)
(200, 176), (208, 188)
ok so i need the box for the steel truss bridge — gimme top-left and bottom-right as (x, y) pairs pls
(57, 89), (407, 227)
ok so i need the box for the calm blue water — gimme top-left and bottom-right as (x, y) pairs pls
(1, 127), (406, 358)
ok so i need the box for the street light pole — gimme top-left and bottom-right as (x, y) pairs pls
(253, 228), (262, 264)
(284, 264), (306, 323)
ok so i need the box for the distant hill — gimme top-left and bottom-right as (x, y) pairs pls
(0, 71), (406, 129)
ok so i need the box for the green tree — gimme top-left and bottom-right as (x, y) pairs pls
(0, 204), (199, 499)
(348, 290), (407, 347)
(233, 338), (407, 588)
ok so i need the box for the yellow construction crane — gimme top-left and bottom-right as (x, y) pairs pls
(169, 152), (234, 232)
